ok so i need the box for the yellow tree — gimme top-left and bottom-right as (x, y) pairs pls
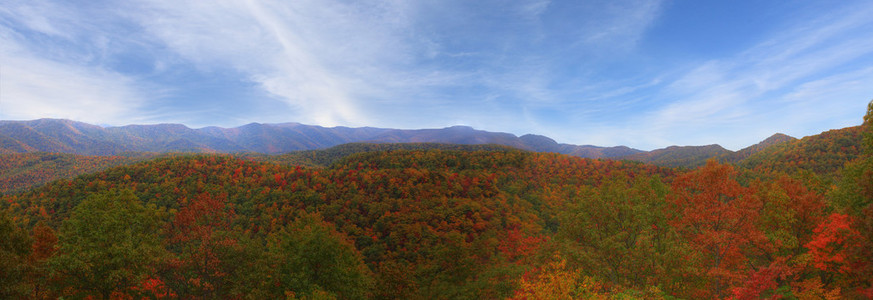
(511, 253), (604, 300)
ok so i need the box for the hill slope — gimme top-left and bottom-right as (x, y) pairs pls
(0, 143), (519, 194)
(0, 152), (152, 193)
(729, 133), (797, 161)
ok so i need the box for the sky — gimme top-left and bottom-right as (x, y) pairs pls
(2, 0), (873, 151)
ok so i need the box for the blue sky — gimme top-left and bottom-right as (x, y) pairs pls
(2, 0), (873, 150)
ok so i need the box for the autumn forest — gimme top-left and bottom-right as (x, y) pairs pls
(1, 102), (872, 299)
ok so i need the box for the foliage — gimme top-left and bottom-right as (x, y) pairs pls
(556, 173), (688, 294)
(0, 211), (31, 298)
(48, 189), (167, 299)
(668, 161), (764, 298)
(160, 192), (262, 298)
(511, 253), (598, 300)
(269, 212), (374, 299)
(805, 213), (859, 275)
(243, 142), (520, 168)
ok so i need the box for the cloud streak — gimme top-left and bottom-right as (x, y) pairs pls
(135, 0), (422, 126)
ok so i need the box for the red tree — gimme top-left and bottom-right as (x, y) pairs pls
(668, 161), (764, 298)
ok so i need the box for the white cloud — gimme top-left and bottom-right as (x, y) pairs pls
(0, 4), (147, 125)
(0, 47), (145, 124)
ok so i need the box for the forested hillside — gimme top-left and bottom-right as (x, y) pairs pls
(1, 150), (673, 299)
(0, 152), (154, 193)
(1, 104), (872, 299)
(740, 126), (864, 179)
(727, 133), (797, 162)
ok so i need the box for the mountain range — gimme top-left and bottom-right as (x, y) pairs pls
(0, 119), (643, 157)
(0, 119), (794, 163)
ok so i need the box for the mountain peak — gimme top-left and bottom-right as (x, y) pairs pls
(519, 134), (557, 144)
(733, 133), (797, 159)
(519, 134), (559, 152)
(762, 133), (796, 144)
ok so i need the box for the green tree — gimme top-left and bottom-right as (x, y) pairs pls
(0, 211), (32, 299)
(832, 100), (873, 213)
(49, 189), (167, 299)
(269, 212), (374, 300)
(863, 99), (873, 151)
(557, 173), (689, 294)
(827, 99), (873, 296)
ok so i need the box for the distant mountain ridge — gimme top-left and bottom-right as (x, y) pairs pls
(0, 119), (809, 164)
(0, 119), (642, 158)
(621, 144), (732, 168)
(619, 133), (798, 168)
(2, 126), (861, 194)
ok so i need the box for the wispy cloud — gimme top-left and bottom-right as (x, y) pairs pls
(624, 2), (873, 150)
(129, 0), (667, 128)
(134, 0), (429, 126)
(2, 0), (668, 129)
(577, 0), (664, 50)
